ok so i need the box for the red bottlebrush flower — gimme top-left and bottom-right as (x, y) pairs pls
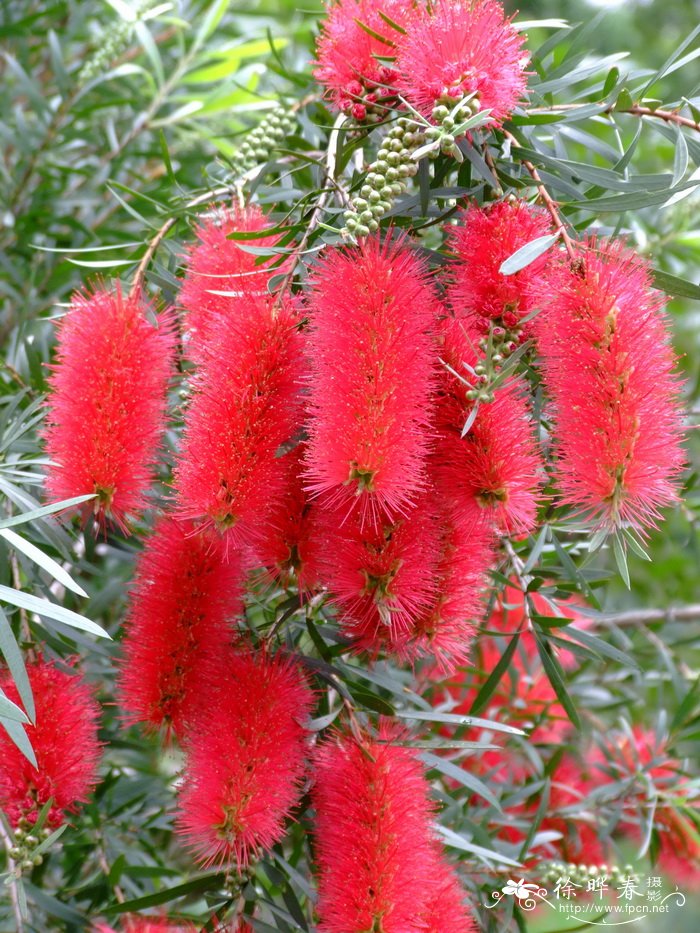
(313, 0), (415, 120)
(117, 517), (243, 740)
(395, 0), (529, 126)
(178, 204), (287, 359)
(177, 646), (313, 869)
(405, 496), (494, 671)
(0, 659), (101, 829)
(417, 852), (478, 933)
(310, 483), (493, 670)
(312, 729), (439, 932)
(535, 239), (685, 532)
(44, 286), (175, 529)
(305, 236), (437, 524)
(447, 200), (553, 334)
(252, 445), (315, 591)
(480, 579), (588, 672)
(437, 317), (544, 535)
(540, 751), (608, 866)
(174, 294), (303, 545)
(94, 918), (197, 933)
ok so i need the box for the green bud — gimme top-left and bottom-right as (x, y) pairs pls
(359, 210), (374, 223)
(21, 859), (34, 872)
(398, 164), (411, 177)
(385, 167), (399, 181)
(345, 216), (358, 231)
(432, 104), (449, 121)
(389, 139), (403, 153)
(390, 182), (403, 195)
(356, 224), (370, 237)
(426, 127), (441, 140)
(374, 160), (389, 174)
(32, 855), (43, 867)
(9, 847), (22, 860)
(14, 828), (26, 841)
(442, 116), (455, 130)
(377, 148), (390, 162)
(387, 151), (401, 165)
(354, 198), (368, 211)
(367, 218), (379, 231)
(379, 200), (392, 212)
(369, 190), (381, 203)
(367, 172), (383, 187)
(360, 184), (372, 198)
(380, 186), (394, 199)
(25, 835), (38, 848)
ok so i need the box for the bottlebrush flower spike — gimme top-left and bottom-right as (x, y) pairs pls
(305, 235), (437, 524)
(395, 0), (529, 127)
(0, 659), (101, 829)
(447, 200), (553, 334)
(252, 445), (315, 591)
(44, 286), (175, 529)
(174, 294), (303, 545)
(178, 204), (287, 359)
(309, 491), (441, 650)
(177, 646), (313, 869)
(94, 918), (197, 932)
(312, 728), (440, 932)
(535, 239), (685, 533)
(406, 496), (494, 671)
(418, 851), (478, 933)
(437, 317), (544, 535)
(117, 517), (243, 740)
(313, 0), (416, 121)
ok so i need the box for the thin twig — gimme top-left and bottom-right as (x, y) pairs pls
(526, 102), (700, 134)
(595, 603), (700, 628)
(502, 538), (534, 631)
(504, 130), (577, 259)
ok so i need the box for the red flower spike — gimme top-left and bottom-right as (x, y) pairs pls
(177, 646), (314, 870)
(117, 517), (243, 740)
(94, 919), (197, 933)
(437, 316), (544, 536)
(312, 729), (440, 933)
(447, 200), (553, 334)
(313, 0), (416, 118)
(0, 659), (101, 829)
(536, 239), (685, 533)
(44, 286), (176, 529)
(252, 445), (315, 591)
(174, 294), (304, 546)
(178, 204), (287, 360)
(305, 236), (437, 524)
(309, 491), (441, 646)
(404, 496), (494, 671)
(395, 0), (529, 127)
(417, 850), (478, 933)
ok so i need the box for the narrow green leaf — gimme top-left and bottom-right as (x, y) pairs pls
(0, 585), (110, 639)
(0, 716), (36, 767)
(499, 234), (558, 275)
(469, 635), (521, 717)
(652, 269), (700, 301)
(422, 752), (503, 810)
(535, 635), (582, 730)
(612, 533), (631, 589)
(518, 778), (550, 860)
(437, 825), (523, 867)
(107, 874), (225, 913)
(0, 607), (33, 720)
(0, 689), (29, 723)
(396, 708), (525, 736)
(0, 494), (95, 530)
(0, 528), (87, 597)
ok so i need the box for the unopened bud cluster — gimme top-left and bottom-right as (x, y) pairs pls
(424, 93), (481, 159)
(465, 322), (526, 404)
(343, 118), (425, 238)
(7, 818), (52, 876)
(78, 0), (158, 85)
(542, 860), (639, 887)
(236, 107), (296, 173)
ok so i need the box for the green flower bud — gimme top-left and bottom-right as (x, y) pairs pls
(385, 167), (399, 181)
(374, 160), (389, 174)
(356, 224), (370, 237)
(390, 182), (403, 195)
(387, 151), (401, 165)
(433, 104), (449, 121)
(367, 218), (379, 231)
(359, 210), (374, 223)
(354, 198), (369, 210)
(32, 855), (43, 867)
(377, 148), (390, 161)
(369, 190), (381, 203)
(360, 184), (372, 198)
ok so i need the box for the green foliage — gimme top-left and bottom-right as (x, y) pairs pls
(0, 0), (699, 930)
